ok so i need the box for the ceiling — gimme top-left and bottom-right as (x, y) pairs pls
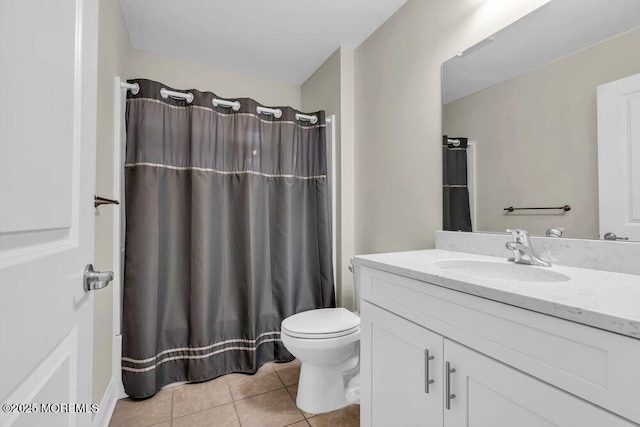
(120, 0), (407, 85)
(442, 0), (640, 104)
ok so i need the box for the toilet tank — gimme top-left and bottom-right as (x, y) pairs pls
(350, 258), (362, 313)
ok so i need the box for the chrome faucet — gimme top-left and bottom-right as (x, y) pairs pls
(505, 229), (551, 267)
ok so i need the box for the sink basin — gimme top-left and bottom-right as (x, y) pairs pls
(435, 260), (571, 283)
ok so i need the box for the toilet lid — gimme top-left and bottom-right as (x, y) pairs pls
(281, 308), (360, 339)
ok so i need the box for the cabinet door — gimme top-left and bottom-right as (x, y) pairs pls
(361, 302), (444, 427)
(443, 339), (637, 427)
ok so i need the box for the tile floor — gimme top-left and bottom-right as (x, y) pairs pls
(108, 359), (360, 427)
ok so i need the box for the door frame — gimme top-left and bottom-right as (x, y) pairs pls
(112, 77), (128, 401)
(90, 77), (129, 427)
(596, 72), (640, 242)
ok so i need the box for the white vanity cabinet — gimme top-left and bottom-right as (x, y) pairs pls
(358, 265), (640, 427)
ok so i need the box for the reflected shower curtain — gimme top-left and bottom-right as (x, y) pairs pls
(443, 135), (472, 232)
(122, 79), (335, 398)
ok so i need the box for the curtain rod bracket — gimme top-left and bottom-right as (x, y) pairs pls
(121, 82), (139, 95)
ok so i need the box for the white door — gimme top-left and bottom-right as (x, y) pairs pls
(0, 1), (98, 426)
(361, 302), (444, 427)
(443, 340), (635, 427)
(597, 73), (640, 242)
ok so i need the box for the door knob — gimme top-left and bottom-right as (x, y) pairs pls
(83, 264), (114, 291)
(603, 232), (629, 241)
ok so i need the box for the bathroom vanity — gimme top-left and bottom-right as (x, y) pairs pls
(353, 250), (640, 426)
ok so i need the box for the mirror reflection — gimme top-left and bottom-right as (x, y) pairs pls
(441, 0), (640, 241)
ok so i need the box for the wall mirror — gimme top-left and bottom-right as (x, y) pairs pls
(441, 0), (640, 241)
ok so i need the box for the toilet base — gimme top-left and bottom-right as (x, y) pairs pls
(296, 356), (360, 414)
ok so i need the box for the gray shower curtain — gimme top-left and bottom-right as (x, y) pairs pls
(122, 79), (335, 398)
(443, 135), (472, 232)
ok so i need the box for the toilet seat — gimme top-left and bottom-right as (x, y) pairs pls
(282, 324), (360, 339)
(281, 308), (360, 339)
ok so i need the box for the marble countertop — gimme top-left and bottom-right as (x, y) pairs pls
(352, 249), (640, 339)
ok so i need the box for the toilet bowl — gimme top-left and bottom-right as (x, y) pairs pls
(280, 262), (362, 414)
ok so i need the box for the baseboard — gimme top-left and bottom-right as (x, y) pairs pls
(92, 377), (122, 427)
(112, 335), (127, 400)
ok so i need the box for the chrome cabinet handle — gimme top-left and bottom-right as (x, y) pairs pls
(83, 264), (114, 292)
(425, 349), (435, 393)
(445, 361), (456, 410)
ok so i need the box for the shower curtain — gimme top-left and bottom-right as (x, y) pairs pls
(122, 79), (335, 398)
(443, 135), (472, 232)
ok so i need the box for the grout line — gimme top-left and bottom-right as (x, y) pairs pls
(170, 388), (174, 426)
(266, 362), (278, 372)
(171, 402), (238, 425)
(282, 384), (308, 423)
(299, 410), (308, 425)
(229, 365), (294, 403)
(282, 417), (309, 427)
(284, 385), (295, 401)
(166, 380), (241, 426)
(232, 384), (287, 403)
(274, 368), (287, 388)
(170, 376), (252, 423)
(226, 377), (242, 426)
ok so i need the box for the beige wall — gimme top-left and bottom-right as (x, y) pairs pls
(93, 0), (132, 406)
(353, 0), (550, 255)
(127, 49), (302, 109)
(301, 47), (357, 310)
(443, 28), (640, 239)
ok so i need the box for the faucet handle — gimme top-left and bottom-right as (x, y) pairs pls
(506, 229), (531, 244)
(546, 227), (564, 238)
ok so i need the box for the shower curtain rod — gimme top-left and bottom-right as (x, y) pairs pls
(210, 99), (317, 122)
(255, 108), (318, 123)
(125, 83), (319, 123)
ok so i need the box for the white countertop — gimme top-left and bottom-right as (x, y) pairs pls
(352, 249), (640, 339)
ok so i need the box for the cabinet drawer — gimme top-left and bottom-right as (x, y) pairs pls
(360, 267), (640, 423)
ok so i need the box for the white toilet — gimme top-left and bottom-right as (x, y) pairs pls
(280, 263), (361, 414)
